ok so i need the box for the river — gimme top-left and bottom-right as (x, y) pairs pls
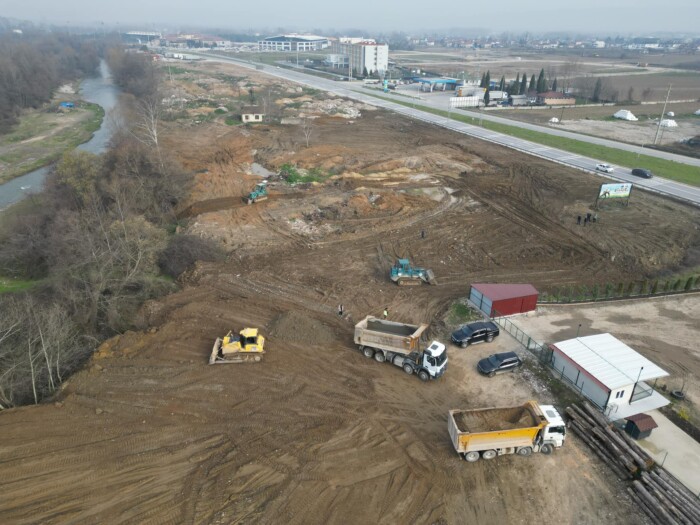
(0, 60), (119, 210)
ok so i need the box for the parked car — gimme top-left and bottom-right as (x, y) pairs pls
(451, 321), (500, 348)
(595, 163), (614, 173)
(631, 168), (653, 179)
(477, 351), (522, 377)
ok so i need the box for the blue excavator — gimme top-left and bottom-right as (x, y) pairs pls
(390, 258), (437, 286)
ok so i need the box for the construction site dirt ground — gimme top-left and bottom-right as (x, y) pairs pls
(3, 63), (700, 524)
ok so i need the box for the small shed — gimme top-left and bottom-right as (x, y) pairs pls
(241, 106), (264, 123)
(625, 413), (658, 440)
(469, 283), (538, 317)
(549, 333), (670, 420)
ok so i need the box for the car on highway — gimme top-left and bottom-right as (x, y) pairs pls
(595, 163), (614, 173)
(451, 321), (500, 348)
(477, 351), (523, 377)
(631, 168), (653, 179)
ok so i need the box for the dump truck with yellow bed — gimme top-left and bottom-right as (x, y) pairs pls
(448, 401), (566, 462)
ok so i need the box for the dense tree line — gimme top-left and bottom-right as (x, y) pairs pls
(106, 47), (159, 99)
(0, 52), (223, 408)
(0, 31), (100, 134)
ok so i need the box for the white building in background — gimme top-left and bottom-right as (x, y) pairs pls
(258, 34), (330, 51)
(339, 37), (375, 44)
(331, 40), (389, 75)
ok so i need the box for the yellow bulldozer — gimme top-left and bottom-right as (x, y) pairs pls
(209, 328), (265, 364)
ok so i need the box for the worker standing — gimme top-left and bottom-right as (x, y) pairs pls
(383, 307), (389, 320)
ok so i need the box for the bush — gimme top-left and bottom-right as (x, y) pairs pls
(685, 276), (695, 291)
(158, 235), (225, 278)
(617, 282), (625, 297)
(640, 281), (649, 295)
(605, 283), (613, 298)
(650, 280), (659, 294)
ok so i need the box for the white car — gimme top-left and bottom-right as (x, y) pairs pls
(595, 163), (614, 173)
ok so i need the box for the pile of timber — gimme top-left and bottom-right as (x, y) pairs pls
(566, 402), (700, 525)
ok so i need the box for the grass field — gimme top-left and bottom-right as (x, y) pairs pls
(0, 102), (104, 184)
(0, 277), (39, 294)
(367, 92), (700, 187)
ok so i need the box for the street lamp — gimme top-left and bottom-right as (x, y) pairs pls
(631, 366), (644, 405)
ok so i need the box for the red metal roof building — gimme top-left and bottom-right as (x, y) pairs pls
(469, 283), (539, 317)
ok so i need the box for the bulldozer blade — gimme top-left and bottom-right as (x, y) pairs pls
(425, 269), (437, 285)
(210, 353), (263, 364)
(209, 338), (223, 365)
(397, 277), (422, 286)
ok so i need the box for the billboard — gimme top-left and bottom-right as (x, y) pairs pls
(598, 182), (632, 199)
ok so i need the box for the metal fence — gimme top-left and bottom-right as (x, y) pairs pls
(491, 312), (550, 363)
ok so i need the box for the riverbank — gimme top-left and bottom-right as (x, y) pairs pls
(0, 98), (104, 185)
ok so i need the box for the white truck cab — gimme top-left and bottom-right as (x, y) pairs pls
(539, 404), (567, 448)
(423, 341), (447, 378)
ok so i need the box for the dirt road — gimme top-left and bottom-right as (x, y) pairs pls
(3, 65), (691, 523)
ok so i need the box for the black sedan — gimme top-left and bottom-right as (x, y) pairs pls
(451, 321), (500, 348)
(477, 352), (522, 377)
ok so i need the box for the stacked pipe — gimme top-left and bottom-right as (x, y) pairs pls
(566, 402), (700, 525)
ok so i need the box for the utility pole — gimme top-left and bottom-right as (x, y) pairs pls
(653, 84), (672, 145)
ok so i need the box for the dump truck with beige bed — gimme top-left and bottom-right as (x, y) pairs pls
(448, 401), (566, 461)
(354, 316), (447, 381)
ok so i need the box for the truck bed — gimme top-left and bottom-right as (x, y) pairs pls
(354, 316), (428, 355)
(366, 318), (418, 336)
(453, 405), (539, 433)
(448, 402), (547, 454)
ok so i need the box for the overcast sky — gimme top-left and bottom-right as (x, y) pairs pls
(4, 0), (699, 34)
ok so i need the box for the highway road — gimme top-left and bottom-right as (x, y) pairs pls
(194, 52), (700, 207)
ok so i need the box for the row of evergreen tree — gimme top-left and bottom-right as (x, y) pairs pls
(478, 68), (559, 96)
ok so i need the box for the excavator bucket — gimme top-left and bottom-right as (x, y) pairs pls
(425, 269), (437, 285)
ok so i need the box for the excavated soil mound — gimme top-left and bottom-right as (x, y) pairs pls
(267, 310), (337, 345)
(455, 406), (538, 433)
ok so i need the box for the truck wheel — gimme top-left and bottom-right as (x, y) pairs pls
(482, 450), (497, 460)
(374, 351), (386, 363)
(517, 447), (533, 457)
(465, 451), (480, 462)
(363, 347), (374, 358)
(403, 363), (413, 375)
(486, 335), (494, 342)
(540, 444), (553, 455)
(460, 341), (469, 348)
(418, 370), (430, 382)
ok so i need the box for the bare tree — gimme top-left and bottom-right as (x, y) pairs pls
(130, 94), (164, 168)
(0, 296), (85, 409)
(301, 117), (313, 148)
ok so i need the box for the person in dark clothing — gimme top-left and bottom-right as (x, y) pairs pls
(338, 304), (344, 316)
(586, 212), (592, 223)
(583, 216), (588, 226)
(577, 215), (582, 225)
(421, 230), (425, 239)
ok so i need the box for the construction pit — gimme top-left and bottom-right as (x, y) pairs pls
(1, 63), (699, 524)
